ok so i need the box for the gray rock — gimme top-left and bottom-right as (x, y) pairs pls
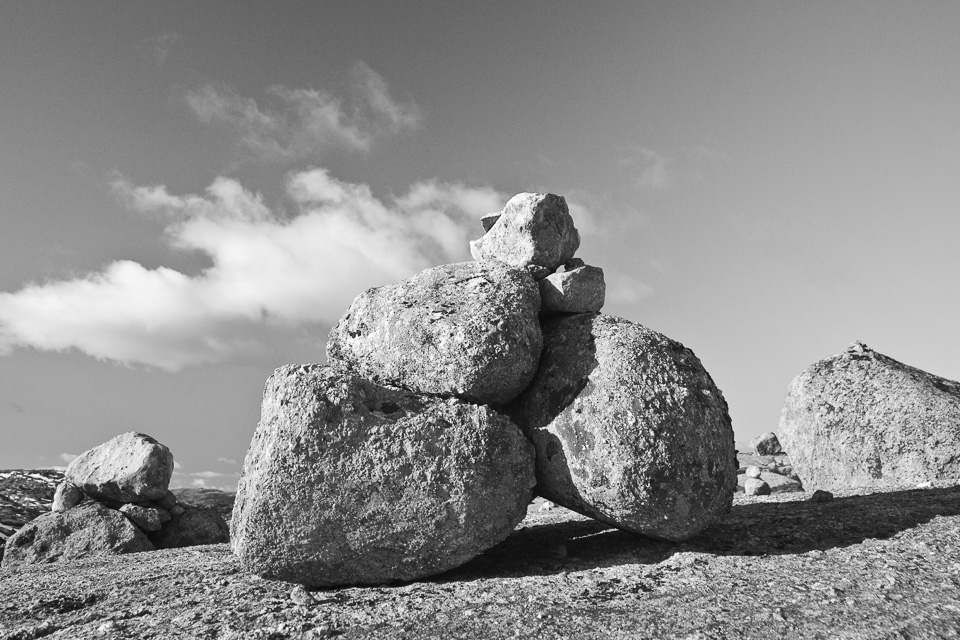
(327, 261), (542, 405)
(231, 364), (535, 587)
(148, 505), (229, 549)
(809, 489), (834, 503)
(156, 490), (178, 510)
(749, 432), (782, 456)
(0, 501), (154, 567)
(737, 472), (802, 494)
(743, 478), (771, 496)
(745, 466), (763, 479)
(480, 212), (501, 232)
(65, 432), (174, 504)
(539, 264), (605, 315)
(119, 504), (168, 532)
(508, 312), (736, 542)
(469, 193), (580, 271)
(779, 343), (960, 492)
(52, 482), (82, 513)
(170, 505), (185, 517)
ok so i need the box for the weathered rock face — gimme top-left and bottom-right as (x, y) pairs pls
(65, 432), (174, 504)
(508, 313), (736, 542)
(778, 342), (960, 492)
(750, 432), (782, 456)
(469, 193), (580, 271)
(539, 264), (605, 315)
(149, 505), (229, 549)
(232, 364), (535, 587)
(0, 501), (154, 568)
(327, 261), (542, 405)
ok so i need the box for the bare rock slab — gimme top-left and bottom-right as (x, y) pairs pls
(508, 312), (736, 542)
(327, 261), (542, 405)
(469, 192), (580, 271)
(65, 432), (174, 504)
(778, 342), (960, 492)
(1, 501), (154, 568)
(539, 263), (605, 315)
(231, 364), (535, 587)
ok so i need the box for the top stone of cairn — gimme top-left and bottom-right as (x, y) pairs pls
(470, 193), (580, 272)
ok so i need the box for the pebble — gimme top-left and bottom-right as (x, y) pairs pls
(290, 585), (318, 607)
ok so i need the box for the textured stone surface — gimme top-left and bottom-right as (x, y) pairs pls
(778, 342), (960, 492)
(119, 504), (168, 532)
(232, 364), (535, 587)
(469, 192), (580, 271)
(52, 482), (82, 513)
(508, 312), (736, 541)
(539, 264), (605, 315)
(149, 505), (229, 549)
(743, 479), (771, 496)
(0, 501), (154, 567)
(738, 472), (802, 494)
(327, 261), (542, 405)
(750, 432), (782, 456)
(65, 432), (174, 504)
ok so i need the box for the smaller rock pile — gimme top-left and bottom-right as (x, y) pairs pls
(1, 432), (228, 568)
(736, 432), (802, 496)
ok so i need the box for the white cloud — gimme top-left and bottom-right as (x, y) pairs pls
(59, 453), (78, 464)
(216, 457), (238, 465)
(190, 478), (207, 487)
(0, 169), (502, 370)
(605, 272), (655, 306)
(637, 148), (672, 191)
(148, 33), (181, 67)
(189, 470), (238, 478)
(185, 61), (420, 163)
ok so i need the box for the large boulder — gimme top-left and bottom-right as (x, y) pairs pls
(232, 364), (535, 587)
(148, 505), (229, 549)
(0, 501), (154, 567)
(65, 432), (174, 504)
(508, 313), (736, 542)
(778, 342), (960, 491)
(469, 192), (580, 272)
(327, 261), (542, 405)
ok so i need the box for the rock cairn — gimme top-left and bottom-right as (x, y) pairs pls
(735, 432), (802, 495)
(1, 432), (228, 568)
(232, 191), (737, 587)
(779, 341), (960, 492)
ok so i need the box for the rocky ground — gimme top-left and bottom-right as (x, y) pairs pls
(3, 482), (960, 639)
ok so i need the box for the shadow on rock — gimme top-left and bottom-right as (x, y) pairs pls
(433, 486), (960, 581)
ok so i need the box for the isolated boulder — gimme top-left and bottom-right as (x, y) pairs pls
(1, 501), (154, 568)
(232, 364), (535, 587)
(469, 192), (580, 271)
(509, 313), (736, 542)
(539, 263), (606, 315)
(750, 432), (782, 456)
(65, 432), (174, 504)
(778, 342), (960, 491)
(327, 261), (542, 405)
(148, 505), (228, 549)
(743, 478), (771, 496)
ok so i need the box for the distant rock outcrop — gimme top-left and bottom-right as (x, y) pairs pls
(231, 364), (535, 587)
(779, 342), (960, 491)
(749, 432), (782, 456)
(327, 260), (543, 405)
(508, 312), (736, 542)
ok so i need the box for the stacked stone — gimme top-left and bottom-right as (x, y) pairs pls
(231, 192), (737, 587)
(1, 432), (228, 568)
(737, 432), (803, 496)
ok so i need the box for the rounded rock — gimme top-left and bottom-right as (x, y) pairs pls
(231, 365), (536, 586)
(65, 432), (174, 504)
(327, 261), (542, 405)
(508, 313), (736, 542)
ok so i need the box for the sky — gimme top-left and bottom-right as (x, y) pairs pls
(2, 2), (959, 490)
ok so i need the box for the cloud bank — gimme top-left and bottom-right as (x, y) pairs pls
(0, 169), (502, 370)
(186, 61), (420, 163)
